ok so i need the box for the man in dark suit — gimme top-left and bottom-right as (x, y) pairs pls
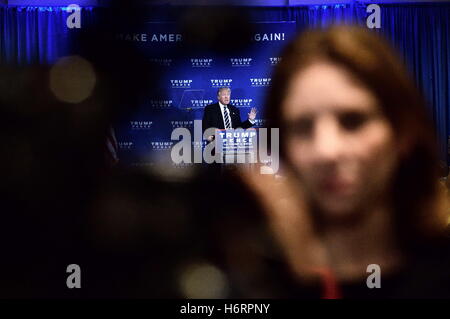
(202, 87), (257, 142)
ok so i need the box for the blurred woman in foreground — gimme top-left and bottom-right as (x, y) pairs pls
(239, 26), (450, 298)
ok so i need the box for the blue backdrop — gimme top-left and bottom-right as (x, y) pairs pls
(114, 21), (296, 166)
(1, 3), (449, 166)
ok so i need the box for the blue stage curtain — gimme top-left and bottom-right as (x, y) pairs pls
(0, 6), (95, 65)
(248, 4), (365, 30)
(249, 3), (450, 164)
(377, 4), (450, 164)
(1, 3), (449, 162)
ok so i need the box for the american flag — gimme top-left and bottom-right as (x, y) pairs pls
(104, 125), (119, 167)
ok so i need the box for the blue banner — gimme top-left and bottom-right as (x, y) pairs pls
(116, 21), (296, 167)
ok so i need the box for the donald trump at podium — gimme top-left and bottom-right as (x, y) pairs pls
(202, 87), (257, 142)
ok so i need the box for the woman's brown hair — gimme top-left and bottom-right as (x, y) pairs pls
(265, 26), (447, 248)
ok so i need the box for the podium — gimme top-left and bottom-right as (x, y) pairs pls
(214, 128), (258, 172)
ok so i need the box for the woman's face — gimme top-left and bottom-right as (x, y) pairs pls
(282, 62), (399, 219)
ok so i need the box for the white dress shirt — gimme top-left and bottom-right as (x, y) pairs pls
(219, 102), (256, 127)
(219, 102), (232, 128)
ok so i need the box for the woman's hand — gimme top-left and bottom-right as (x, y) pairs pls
(237, 165), (328, 282)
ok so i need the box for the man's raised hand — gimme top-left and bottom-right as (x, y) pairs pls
(248, 107), (257, 121)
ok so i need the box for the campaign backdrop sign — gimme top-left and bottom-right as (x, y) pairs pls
(115, 21), (296, 166)
(215, 128), (258, 155)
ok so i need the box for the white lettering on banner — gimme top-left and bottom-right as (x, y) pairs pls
(230, 58), (252, 67)
(210, 79), (233, 87)
(191, 59), (213, 67)
(191, 100), (214, 108)
(116, 33), (147, 42)
(171, 80), (193, 88)
(152, 142), (173, 150)
(170, 120), (279, 174)
(250, 78), (271, 87)
(118, 142), (133, 150)
(149, 58), (172, 66)
(130, 121), (153, 129)
(171, 121), (194, 128)
(253, 119), (267, 127)
(231, 99), (253, 107)
(116, 33), (182, 42)
(150, 100), (173, 109)
(150, 33), (182, 42)
(269, 57), (282, 66)
(254, 33), (285, 42)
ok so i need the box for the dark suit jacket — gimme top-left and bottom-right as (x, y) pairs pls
(202, 103), (254, 135)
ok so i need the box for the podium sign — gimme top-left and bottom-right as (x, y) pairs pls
(215, 128), (258, 164)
